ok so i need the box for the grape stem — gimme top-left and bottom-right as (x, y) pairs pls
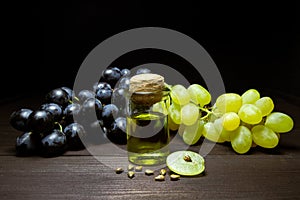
(200, 113), (210, 121)
(73, 96), (80, 102)
(69, 96), (80, 104)
(199, 106), (212, 121)
(164, 83), (172, 91)
(55, 122), (63, 132)
(199, 106), (212, 114)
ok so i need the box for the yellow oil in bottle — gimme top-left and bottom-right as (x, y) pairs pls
(127, 111), (170, 165)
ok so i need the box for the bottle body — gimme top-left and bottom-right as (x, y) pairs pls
(126, 91), (170, 165)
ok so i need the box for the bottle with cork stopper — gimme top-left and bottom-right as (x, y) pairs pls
(126, 73), (170, 165)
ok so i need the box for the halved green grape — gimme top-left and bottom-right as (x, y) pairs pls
(252, 125), (279, 148)
(221, 112), (240, 131)
(241, 89), (260, 104)
(170, 85), (190, 106)
(238, 104), (262, 125)
(168, 103), (182, 124)
(254, 97), (274, 116)
(214, 118), (233, 142)
(168, 116), (179, 131)
(202, 122), (225, 143)
(187, 84), (211, 107)
(265, 112), (294, 133)
(182, 119), (204, 145)
(230, 126), (252, 154)
(166, 150), (205, 176)
(215, 93), (242, 113)
(181, 103), (200, 126)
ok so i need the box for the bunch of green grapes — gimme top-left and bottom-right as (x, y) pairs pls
(166, 84), (294, 154)
(205, 89), (294, 154)
(166, 84), (211, 146)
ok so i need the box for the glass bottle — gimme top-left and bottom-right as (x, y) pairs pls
(126, 74), (170, 165)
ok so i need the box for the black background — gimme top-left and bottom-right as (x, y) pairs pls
(3, 1), (300, 100)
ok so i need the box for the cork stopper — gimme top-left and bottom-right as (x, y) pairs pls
(129, 73), (165, 106)
(129, 73), (164, 93)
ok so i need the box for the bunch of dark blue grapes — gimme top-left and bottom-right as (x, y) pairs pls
(9, 67), (151, 157)
(9, 86), (86, 157)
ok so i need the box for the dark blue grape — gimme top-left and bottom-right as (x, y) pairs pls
(9, 108), (33, 131)
(93, 82), (112, 92)
(61, 86), (75, 100)
(45, 88), (70, 107)
(112, 88), (126, 113)
(64, 122), (86, 150)
(118, 77), (130, 90)
(77, 89), (95, 103)
(63, 103), (81, 125)
(106, 117), (127, 145)
(101, 68), (122, 88)
(80, 98), (103, 121)
(136, 68), (151, 74)
(15, 132), (41, 156)
(96, 89), (112, 105)
(40, 129), (67, 157)
(102, 104), (119, 126)
(40, 103), (63, 122)
(26, 110), (55, 133)
(121, 68), (131, 77)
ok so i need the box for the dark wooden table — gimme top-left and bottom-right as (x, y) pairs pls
(1, 92), (300, 200)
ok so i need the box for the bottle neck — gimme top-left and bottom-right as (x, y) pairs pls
(127, 90), (170, 117)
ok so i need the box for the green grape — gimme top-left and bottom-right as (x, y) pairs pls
(170, 85), (190, 105)
(221, 112), (240, 131)
(254, 97), (274, 116)
(168, 116), (179, 131)
(178, 124), (186, 137)
(240, 121), (254, 130)
(265, 112), (294, 133)
(252, 125), (279, 148)
(166, 150), (205, 176)
(213, 117), (223, 131)
(187, 84), (211, 107)
(241, 89), (260, 104)
(168, 103), (182, 124)
(214, 118), (233, 142)
(215, 93), (242, 113)
(181, 103), (200, 126)
(238, 104), (262, 124)
(152, 101), (168, 115)
(230, 126), (252, 154)
(182, 119), (204, 145)
(202, 122), (225, 143)
(210, 104), (223, 121)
